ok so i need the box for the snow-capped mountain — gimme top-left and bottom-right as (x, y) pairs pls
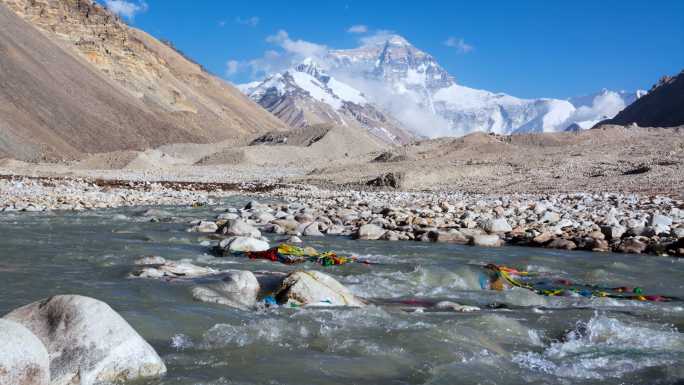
(325, 35), (588, 136)
(243, 34), (642, 139)
(239, 58), (414, 144)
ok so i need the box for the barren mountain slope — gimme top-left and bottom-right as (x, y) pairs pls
(602, 70), (684, 128)
(0, 0), (284, 161)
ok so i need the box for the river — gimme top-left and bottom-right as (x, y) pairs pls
(1, 196), (682, 385)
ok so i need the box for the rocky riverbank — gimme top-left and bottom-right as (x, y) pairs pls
(2, 177), (683, 257)
(210, 185), (684, 257)
(0, 176), (238, 211)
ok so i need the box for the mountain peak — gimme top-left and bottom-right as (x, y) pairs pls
(384, 34), (411, 47)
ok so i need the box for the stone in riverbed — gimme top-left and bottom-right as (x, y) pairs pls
(533, 231), (553, 244)
(286, 236), (303, 244)
(275, 271), (366, 307)
(434, 301), (480, 312)
(356, 224), (386, 240)
(0, 319), (50, 385)
(546, 238), (577, 250)
(187, 220), (218, 233)
(218, 219), (261, 238)
(472, 234), (504, 247)
(325, 224), (346, 235)
(540, 211), (561, 224)
(191, 271), (260, 310)
(430, 229), (470, 244)
(220, 236), (269, 253)
(479, 218), (512, 233)
(302, 222), (324, 237)
(134, 255), (167, 265)
(130, 261), (217, 279)
(618, 238), (647, 254)
(3, 295), (166, 385)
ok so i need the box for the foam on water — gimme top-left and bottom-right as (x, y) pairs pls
(513, 313), (684, 380)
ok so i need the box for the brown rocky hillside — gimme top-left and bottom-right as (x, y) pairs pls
(0, 0), (285, 161)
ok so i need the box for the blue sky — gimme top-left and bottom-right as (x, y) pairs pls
(103, 0), (684, 99)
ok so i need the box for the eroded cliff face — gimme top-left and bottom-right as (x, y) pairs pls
(0, 0), (285, 160)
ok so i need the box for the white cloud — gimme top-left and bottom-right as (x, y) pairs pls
(347, 24), (368, 34)
(444, 37), (473, 53)
(103, 0), (148, 20)
(225, 60), (240, 76)
(235, 16), (260, 27)
(558, 91), (626, 129)
(218, 20), (226, 27)
(359, 29), (397, 46)
(241, 30), (328, 79)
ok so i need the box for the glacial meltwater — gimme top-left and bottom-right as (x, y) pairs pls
(1, 196), (683, 385)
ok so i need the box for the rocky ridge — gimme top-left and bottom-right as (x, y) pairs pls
(0, 0), (285, 160)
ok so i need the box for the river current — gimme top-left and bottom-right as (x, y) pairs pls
(1, 196), (682, 385)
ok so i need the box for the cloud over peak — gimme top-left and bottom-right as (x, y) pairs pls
(444, 37), (473, 53)
(347, 24), (368, 34)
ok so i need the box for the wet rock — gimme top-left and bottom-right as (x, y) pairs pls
(275, 271), (366, 307)
(618, 238), (647, 254)
(434, 301), (480, 312)
(356, 224), (386, 240)
(0, 319), (49, 385)
(221, 237), (269, 253)
(262, 223), (285, 235)
(130, 261), (217, 279)
(302, 222), (324, 237)
(139, 208), (173, 218)
(218, 219), (261, 238)
(294, 213), (315, 224)
(253, 211), (276, 223)
(134, 255), (167, 265)
(547, 238), (577, 250)
(472, 234), (504, 247)
(3, 295), (166, 385)
(188, 220), (218, 233)
(326, 224), (346, 235)
(217, 212), (240, 221)
(431, 229), (470, 244)
(271, 219), (300, 233)
(286, 236), (303, 243)
(192, 271), (260, 310)
(533, 231), (553, 244)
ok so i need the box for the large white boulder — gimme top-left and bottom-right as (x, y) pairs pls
(191, 271), (260, 310)
(130, 260), (218, 279)
(3, 295), (166, 385)
(220, 236), (270, 253)
(0, 319), (50, 385)
(356, 224), (386, 240)
(275, 271), (366, 307)
(218, 219), (261, 238)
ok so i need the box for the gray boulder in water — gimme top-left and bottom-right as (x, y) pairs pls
(218, 219), (261, 238)
(275, 271), (366, 307)
(3, 295), (166, 385)
(192, 270), (260, 310)
(0, 319), (50, 385)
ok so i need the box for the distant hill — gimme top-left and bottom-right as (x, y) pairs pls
(0, 0), (284, 161)
(601, 70), (684, 128)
